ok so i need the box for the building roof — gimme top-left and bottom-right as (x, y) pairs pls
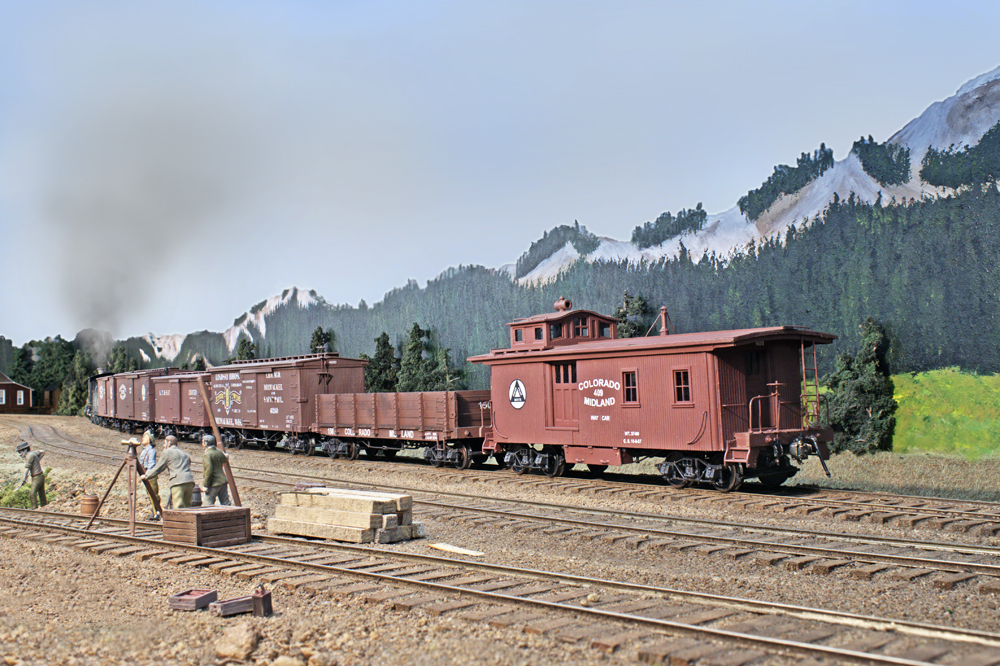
(0, 371), (31, 389)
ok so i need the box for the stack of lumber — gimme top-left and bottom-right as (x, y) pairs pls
(267, 487), (425, 544)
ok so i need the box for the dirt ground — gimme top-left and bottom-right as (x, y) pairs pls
(0, 416), (642, 666)
(3, 415), (1000, 665)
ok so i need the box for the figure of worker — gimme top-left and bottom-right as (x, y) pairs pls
(140, 435), (194, 509)
(138, 430), (161, 520)
(200, 434), (231, 506)
(17, 442), (46, 509)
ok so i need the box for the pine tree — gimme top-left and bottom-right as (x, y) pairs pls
(824, 318), (897, 454)
(310, 326), (332, 353)
(613, 291), (653, 338)
(235, 338), (256, 361)
(360, 332), (399, 392)
(397, 323), (430, 392)
(59, 349), (93, 415)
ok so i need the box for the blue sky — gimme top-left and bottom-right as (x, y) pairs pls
(1, 1), (998, 345)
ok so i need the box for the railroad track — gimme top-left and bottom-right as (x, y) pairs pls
(4, 507), (1000, 665)
(16, 416), (1000, 538)
(18, 421), (1000, 596)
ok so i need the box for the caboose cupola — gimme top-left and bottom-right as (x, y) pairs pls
(508, 297), (617, 350)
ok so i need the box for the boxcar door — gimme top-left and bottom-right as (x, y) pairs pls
(550, 361), (579, 429)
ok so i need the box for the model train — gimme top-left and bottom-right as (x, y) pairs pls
(88, 299), (834, 491)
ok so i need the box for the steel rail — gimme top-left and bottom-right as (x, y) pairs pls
(0, 509), (994, 666)
(21, 425), (1000, 574)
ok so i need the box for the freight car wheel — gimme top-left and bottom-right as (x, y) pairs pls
(452, 445), (472, 470)
(303, 439), (316, 457)
(346, 441), (359, 461)
(712, 463), (743, 492)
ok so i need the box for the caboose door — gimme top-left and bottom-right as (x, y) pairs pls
(744, 349), (772, 429)
(550, 362), (579, 429)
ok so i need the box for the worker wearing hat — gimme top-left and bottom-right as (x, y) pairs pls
(138, 430), (160, 520)
(17, 442), (46, 509)
(200, 434), (231, 506)
(140, 435), (194, 509)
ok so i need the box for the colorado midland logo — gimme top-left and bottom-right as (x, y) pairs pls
(214, 387), (242, 414)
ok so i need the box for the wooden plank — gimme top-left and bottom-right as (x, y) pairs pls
(266, 518), (374, 543)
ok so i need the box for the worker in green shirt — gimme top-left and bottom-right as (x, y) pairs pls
(140, 435), (195, 509)
(201, 434), (231, 506)
(17, 442), (46, 509)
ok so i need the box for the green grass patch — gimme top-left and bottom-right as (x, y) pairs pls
(892, 367), (1000, 459)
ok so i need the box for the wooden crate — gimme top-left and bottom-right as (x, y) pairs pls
(168, 588), (217, 611)
(162, 506), (251, 547)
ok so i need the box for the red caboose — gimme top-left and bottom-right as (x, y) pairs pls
(469, 299), (834, 490)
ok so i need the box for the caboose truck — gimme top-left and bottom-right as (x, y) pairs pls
(469, 298), (835, 491)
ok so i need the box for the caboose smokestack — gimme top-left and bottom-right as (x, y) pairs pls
(554, 297), (572, 312)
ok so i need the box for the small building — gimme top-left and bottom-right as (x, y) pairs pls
(0, 372), (32, 413)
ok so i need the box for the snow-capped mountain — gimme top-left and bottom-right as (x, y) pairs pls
(517, 65), (1000, 285)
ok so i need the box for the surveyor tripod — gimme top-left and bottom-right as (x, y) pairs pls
(85, 439), (162, 536)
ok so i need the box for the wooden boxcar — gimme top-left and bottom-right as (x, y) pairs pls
(468, 303), (835, 490)
(207, 353), (367, 452)
(90, 368), (179, 431)
(314, 390), (492, 466)
(151, 372), (213, 437)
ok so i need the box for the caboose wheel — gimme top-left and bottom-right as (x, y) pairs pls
(661, 461), (693, 488)
(712, 463), (743, 492)
(542, 454), (565, 478)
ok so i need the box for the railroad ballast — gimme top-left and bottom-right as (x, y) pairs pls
(88, 299), (835, 491)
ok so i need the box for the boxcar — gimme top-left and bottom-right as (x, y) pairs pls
(468, 302), (834, 490)
(151, 372), (213, 438)
(207, 353), (367, 452)
(91, 368), (178, 431)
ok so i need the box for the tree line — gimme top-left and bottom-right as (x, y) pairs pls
(738, 143), (835, 221)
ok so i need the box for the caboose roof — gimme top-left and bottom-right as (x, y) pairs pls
(469, 326), (836, 364)
(509, 309), (612, 325)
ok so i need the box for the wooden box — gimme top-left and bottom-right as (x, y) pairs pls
(168, 588), (217, 610)
(162, 506), (251, 547)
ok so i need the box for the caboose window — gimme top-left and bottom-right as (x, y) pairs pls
(598, 322), (612, 338)
(515, 329), (523, 342)
(745, 350), (762, 375)
(550, 323), (563, 339)
(572, 317), (588, 337)
(534, 327), (543, 340)
(674, 370), (691, 402)
(623, 371), (638, 403)
(553, 362), (576, 384)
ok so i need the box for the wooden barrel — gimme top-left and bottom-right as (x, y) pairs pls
(80, 494), (99, 516)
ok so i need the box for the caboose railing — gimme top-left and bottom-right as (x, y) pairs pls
(800, 341), (826, 428)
